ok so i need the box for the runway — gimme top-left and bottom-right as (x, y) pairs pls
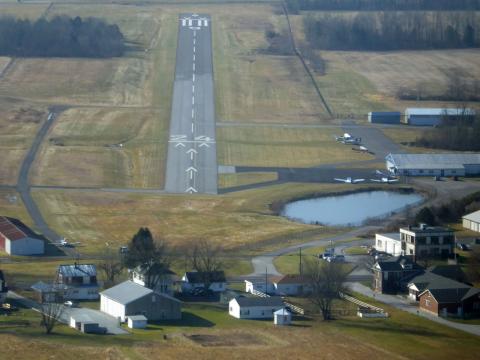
(165, 13), (217, 194)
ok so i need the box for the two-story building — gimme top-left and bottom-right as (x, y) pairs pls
(181, 271), (226, 293)
(0, 270), (7, 304)
(372, 256), (422, 294)
(400, 224), (455, 260)
(130, 266), (176, 296)
(55, 263), (99, 300)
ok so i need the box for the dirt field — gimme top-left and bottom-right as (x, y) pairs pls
(217, 126), (374, 167)
(31, 107), (168, 188)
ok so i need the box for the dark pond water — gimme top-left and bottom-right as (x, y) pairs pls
(281, 191), (422, 226)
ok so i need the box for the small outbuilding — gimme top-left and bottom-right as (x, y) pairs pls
(127, 315), (148, 329)
(274, 308), (292, 325)
(0, 216), (44, 256)
(462, 210), (480, 233)
(70, 314), (102, 334)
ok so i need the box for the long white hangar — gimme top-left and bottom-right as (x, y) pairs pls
(386, 153), (480, 177)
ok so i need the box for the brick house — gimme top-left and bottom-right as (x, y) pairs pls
(419, 287), (480, 317)
(372, 256), (422, 294)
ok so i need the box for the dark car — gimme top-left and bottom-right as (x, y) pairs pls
(457, 243), (469, 251)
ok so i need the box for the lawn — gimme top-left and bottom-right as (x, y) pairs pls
(344, 246), (368, 255)
(217, 126), (374, 167)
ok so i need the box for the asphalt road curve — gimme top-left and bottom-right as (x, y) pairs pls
(165, 13), (218, 195)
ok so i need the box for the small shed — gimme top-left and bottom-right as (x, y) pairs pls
(368, 111), (401, 124)
(274, 308), (291, 325)
(128, 315), (148, 329)
(70, 314), (101, 334)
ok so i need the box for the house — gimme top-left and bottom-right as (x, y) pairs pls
(229, 296), (285, 319)
(0, 216), (44, 255)
(272, 274), (312, 296)
(368, 111), (401, 124)
(181, 271), (226, 293)
(386, 153), (480, 177)
(274, 308), (292, 325)
(0, 270), (7, 304)
(100, 280), (181, 322)
(245, 279), (275, 295)
(128, 315), (148, 329)
(55, 264), (99, 300)
(31, 281), (67, 303)
(407, 271), (470, 301)
(405, 108), (475, 126)
(375, 233), (403, 256)
(419, 287), (480, 317)
(400, 224), (455, 260)
(463, 210), (480, 233)
(130, 266), (176, 296)
(372, 256), (422, 294)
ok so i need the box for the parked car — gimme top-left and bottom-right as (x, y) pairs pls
(326, 255), (345, 263)
(457, 243), (469, 251)
(64, 300), (74, 307)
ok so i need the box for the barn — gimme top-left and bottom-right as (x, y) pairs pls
(405, 108), (475, 126)
(100, 280), (181, 322)
(386, 153), (480, 177)
(368, 111), (401, 124)
(0, 216), (44, 255)
(462, 210), (480, 233)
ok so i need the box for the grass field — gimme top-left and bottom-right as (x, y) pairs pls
(217, 126), (374, 167)
(0, 3), (48, 19)
(218, 172), (278, 189)
(0, 189), (31, 227)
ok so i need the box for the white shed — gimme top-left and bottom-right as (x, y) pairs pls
(127, 315), (148, 329)
(274, 308), (292, 325)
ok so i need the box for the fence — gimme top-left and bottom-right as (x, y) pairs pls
(250, 289), (305, 315)
(340, 292), (389, 318)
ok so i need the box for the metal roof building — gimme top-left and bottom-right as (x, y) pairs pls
(462, 210), (480, 233)
(405, 108), (475, 126)
(386, 153), (480, 176)
(0, 216), (44, 255)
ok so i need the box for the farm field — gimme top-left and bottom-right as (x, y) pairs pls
(217, 126), (374, 167)
(31, 107), (168, 188)
(0, 3), (48, 18)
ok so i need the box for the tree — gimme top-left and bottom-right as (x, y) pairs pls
(40, 301), (64, 334)
(304, 258), (349, 320)
(188, 239), (223, 291)
(467, 247), (480, 284)
(124, 228), (170, 290)
(98, 244), (123, 288)
(415, 207), (436, 226)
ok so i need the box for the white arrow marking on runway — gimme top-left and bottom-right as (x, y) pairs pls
(175, 142), (186, 148)
(199, 142), (210, 148)
(186, 186), (198, 194)
(187, 148), (198, 160)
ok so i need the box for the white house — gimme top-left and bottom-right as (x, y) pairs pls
(229, 296), (285, 319)
(100, 281), (181, 322)
(375, 233), (403, 256)
(0, 216), (44, 256)
(130, 266), (176, 296)
(245, 279), (275, 295)
(55, 264), (99, 300)
(272, 275), (312, 296)
(181, 271), (226, 293)
(274, 308), (292, 325)
(462, 210), (480, 233)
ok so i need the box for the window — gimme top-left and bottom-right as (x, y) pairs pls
(419, 170), (424, 174)
(152, 295), (156, 303)
(377, 240), (382, 247)
(416, 237), (426, 245)
(425, 299), (430, 307)
(430, 236), (439, 244)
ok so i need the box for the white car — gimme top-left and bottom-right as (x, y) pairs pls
(64, 301), (74, 307)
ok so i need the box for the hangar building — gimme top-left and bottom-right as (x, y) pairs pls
(0, 216), (44, 255)
(386, 153), (480, 177)
(405, 108), (475, 126)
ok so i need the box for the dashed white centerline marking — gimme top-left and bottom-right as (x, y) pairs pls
(192, 84), (195, 93)
(192, 109), (194, 118)
(193, 38), (196, 45)
(193, 63), (195, 71)
(193, 46), (196, 53)
(192, 96), (195, 105)
(191, 122), (194, 133)
(193, 54), (196, 61)
(193, 73), (195, 82)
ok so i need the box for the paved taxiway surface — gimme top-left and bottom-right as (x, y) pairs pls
(165, 14), (217, 194)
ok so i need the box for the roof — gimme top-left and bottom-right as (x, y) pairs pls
(408, 272), (470, 294)
(463, 210), (480, 223)
(369, 112), (401, 116)
(421, 287), (480, 304)
(405, 108), (475, 116)
(58, 264), (97, 277)
(272, 274), (308, 285)
(274, 308), (291, 315)
(428, 265), (466, 282)
(375, 256), (419, 272)
(101, 280), (153, 304)
(376, 233), (401, 241)
(31, 281), (68, 293)
(184, 271), (226, 283)
(386, 153), (480, 170)
(233, 296), (284, 308)
(400, 225), (453, 234)
(71, 314), (96, 324)
(0, 216), (28, 241)
(128, 315), (147, 321)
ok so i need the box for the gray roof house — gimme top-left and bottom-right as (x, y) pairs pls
(100, 280), (181, 322)
(229, 296), (285, 319)
(55, 263), (99, 300)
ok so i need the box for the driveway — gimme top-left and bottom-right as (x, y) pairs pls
(62, 307), (128, 335)
(348, 282), (480, 337)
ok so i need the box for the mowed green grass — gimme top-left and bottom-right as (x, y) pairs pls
(217, 126), (374, 167)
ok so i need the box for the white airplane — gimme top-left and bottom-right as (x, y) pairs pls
(370, 177), (399, 183)
(55, 238), (81, 247)
(352, 145), (369, 153)
(334, 177), (365, 184)
(334, 133), (352, 142)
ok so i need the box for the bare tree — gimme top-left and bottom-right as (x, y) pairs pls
(304, 258), (349, 320)
(40, 301), (64, 334)
(189, 239), (223, 291)
(98, 245), (123, 288)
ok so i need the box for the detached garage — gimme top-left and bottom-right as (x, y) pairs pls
(463, 210), (480, 233)
(100, 281), (181, 322)
(0, 216), (44, 255)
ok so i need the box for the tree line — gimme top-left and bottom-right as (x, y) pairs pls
(304, 11), (479, 50)
(287, 0), (480, 13)
(0, 16), (125, 58)
(415, 111), (480, 151)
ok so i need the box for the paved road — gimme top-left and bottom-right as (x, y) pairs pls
(165, 14), (217, 195)
(349, 282), (480, 337)
(16, 110), (62, 242)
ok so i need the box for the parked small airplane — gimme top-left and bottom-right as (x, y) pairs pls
(335, 133), (361, 145)
(352, 145), (369, 153)
(334, 133), (352, 142)
(334, 177), (365, 184)
(370, 177), (399, 183)
(54, 238), (81, 247)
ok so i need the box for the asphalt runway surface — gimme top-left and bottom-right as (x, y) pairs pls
(165, 13), (218, 195)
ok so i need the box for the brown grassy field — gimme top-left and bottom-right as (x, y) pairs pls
(0, 189), (31, 227)
(0, 3), (48, 19)
(218, 172), (278, 189)
(217, 126), (374, 167)
(31, 107), (168, 188)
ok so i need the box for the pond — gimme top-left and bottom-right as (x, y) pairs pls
(281, 191), (423, 226)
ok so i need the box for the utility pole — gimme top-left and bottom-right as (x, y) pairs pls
(265, 267), (268, 294)
(299, 247), (302, 275)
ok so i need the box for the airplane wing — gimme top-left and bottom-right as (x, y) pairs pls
(370, 179), (381, 182)
(388, 179), (399, 183)
(334, 178), (347, 183)
(353, 179), (365, 183)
